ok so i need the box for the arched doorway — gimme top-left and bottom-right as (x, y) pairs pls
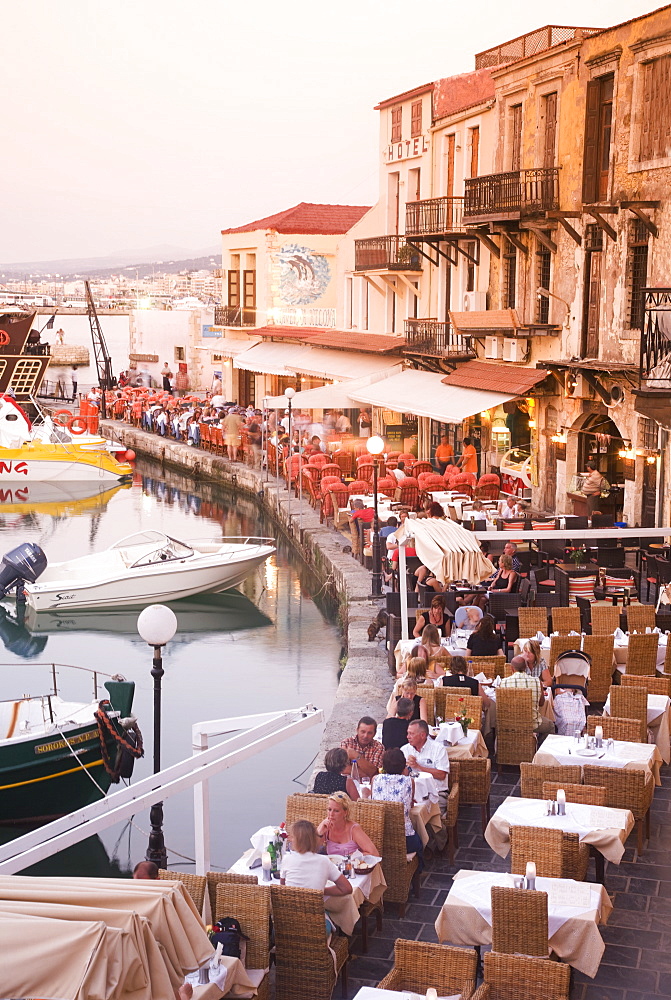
(544, 405), (558, 512)
(570, 411), (625, 518)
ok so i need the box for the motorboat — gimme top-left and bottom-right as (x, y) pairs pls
(0, 669), (140, 824)
(8, 530), (275, 611)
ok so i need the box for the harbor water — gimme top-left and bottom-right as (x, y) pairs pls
(0, 458), (341, 875)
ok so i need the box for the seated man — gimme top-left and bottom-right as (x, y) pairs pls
(379, 515), (398, 540)
(340, 716), (384, 778)
(348, 499), (374, 556)
(381, 696), (414, 750)
(133, 861), (159, 879)
(497, 655), (554, 738)
(391, 460), (407, 483)
(401, 720), (450, 850)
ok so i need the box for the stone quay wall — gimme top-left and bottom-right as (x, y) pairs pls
(101, 421), (390, 766)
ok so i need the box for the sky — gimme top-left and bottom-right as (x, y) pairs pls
(2, 0), (662, 263)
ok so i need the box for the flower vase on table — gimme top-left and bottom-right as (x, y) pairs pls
(454, 706), (472, 739)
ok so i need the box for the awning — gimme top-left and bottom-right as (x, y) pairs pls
(234, 341), (401, 380)
(449, 308), (520, 333)
(347, 368), (518, 423)
(441, 360), (549, 395)
(405, 518), (494, 585)
(233, 341), (308, 375)
(195, 337), (260, 357)
(263, 366), (402, 408)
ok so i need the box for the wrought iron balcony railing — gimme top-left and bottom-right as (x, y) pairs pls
(464, 168), (559, 220)
(354, 236), (422, 272)
(405, 197), (465, 237)
(639, 288), (671, 391)
(475, 25), (601, 69)
(404, 319), (477, 358)
(214, 305), (257, 327)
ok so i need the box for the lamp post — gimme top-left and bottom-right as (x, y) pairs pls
(284, 386), (296, 531)
(137, 603), (178, 869)
(366, 435), (385, 596)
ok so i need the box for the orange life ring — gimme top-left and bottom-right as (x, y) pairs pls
(69, 416), (88, 434)
(0, 331), (9, 345)
(53, 409), (73, 426)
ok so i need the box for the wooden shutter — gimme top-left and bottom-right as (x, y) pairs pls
(585, 251), (602, 357)
(543, 93), (557, 168)
(411, 101), (422, 137)
(582, 79), (601, 203)
(470, 126), (480, 178)
(391, 107), (402, 143)
(243, 270), (256, 308)
(446, 134), (455, 197)
(227, 270), (240, 307)
(640, 56), (671, 160)
(510, 105), (523, 171)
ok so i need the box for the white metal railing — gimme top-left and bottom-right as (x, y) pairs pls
(473, 526), (671, 541)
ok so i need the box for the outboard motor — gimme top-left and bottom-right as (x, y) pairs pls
(0, 542), (47, 599)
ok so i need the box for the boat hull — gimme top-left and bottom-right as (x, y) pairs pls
(0, 446), (132, 483)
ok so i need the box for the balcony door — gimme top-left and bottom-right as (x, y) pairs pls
(582, 74), (614, 203)
(510, 104), (523, 172)
(543, 92), (557, 168)
(581, 226), (603, 358)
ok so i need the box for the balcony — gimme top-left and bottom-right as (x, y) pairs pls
(633, 288), (671, 425)
(404, 319), (477, 359)
(405, 197), (465, 238)
(354, 236), (422, 272)
(475, 25), (602, 69)
(214, 305), (257, 327)
(464, 168), (558, 223)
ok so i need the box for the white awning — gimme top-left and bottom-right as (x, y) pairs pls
(233, 341), (308, 375)
(234, 341), (400, 380)
(263, 366), (401, 408)
(195, 337), (260, 357)
(347, 368), (517, 423)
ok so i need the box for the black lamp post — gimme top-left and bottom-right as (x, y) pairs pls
(137, 603), (177, 869)
(284, 386), (296, 527)
(366, 435), (385, 597)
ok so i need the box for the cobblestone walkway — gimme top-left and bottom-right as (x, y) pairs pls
(345, 763), (671, 1000)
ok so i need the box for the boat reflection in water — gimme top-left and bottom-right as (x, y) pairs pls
(0, 826), (132, 877)
(0, 480), (130, 520)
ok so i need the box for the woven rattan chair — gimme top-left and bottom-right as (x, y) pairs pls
(610, 684), (648, 742)
(495, 688), (537, 771)
(626, 604), (656, 631)
(581, 635), (615, 703)
(417, 684), (437, 724)
(517, 607), (549, 636)
(215, 883), (271, 1000)
(445, 762), (461, 865)
(468, 654), (506, 678)
(206, 871), (257, 917)
(551, 606), (582, 634)
(378, 799), (419, 916)
(491, 886), (548, 957)
(377, 939), (477, 998)
(542, 780), (607, 806)
(586, 714), (642, 742)
(271, 885), (348, 1000)
(622, 673), (671, 697)
(548, 634), (581, 668)
(510, 825), (564, 878)
(471, 952), (570, 1000)
(590, 604), (621, 635)
(625, 633), (659, 675)
(519, 762), (581, 799)
(457, 757), (491, 834)
(443, 693), (483, 730)
(583, 763), (654, 855)
(345, 799), (385, 951)
(665, 640), (671, 675)
(158, 869), (206, 912)
(285, 793), (383, 855)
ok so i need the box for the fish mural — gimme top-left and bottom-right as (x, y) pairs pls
(276, 244), (331, 305)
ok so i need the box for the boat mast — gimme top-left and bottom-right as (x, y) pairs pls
(84, 280), (113, 417)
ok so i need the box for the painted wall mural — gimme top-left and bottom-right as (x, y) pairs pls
(276, 244), (331, 305)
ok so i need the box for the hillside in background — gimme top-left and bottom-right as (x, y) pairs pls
(0, 245), (221, 279)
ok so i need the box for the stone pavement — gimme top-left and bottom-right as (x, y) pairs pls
(345, 762), (671, 1000)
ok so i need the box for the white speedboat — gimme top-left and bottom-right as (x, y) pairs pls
(22, 530), (276, 610)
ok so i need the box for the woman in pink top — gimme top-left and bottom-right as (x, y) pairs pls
(316, 792), (378, 856)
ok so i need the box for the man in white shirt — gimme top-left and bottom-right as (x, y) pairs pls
(402, 719), (450, 849)
(391, 460), (407, 483)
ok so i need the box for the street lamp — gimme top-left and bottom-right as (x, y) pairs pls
(366, 434), (385, 596)
(137, 603), (178, 869)
(284, 386), (296, 529)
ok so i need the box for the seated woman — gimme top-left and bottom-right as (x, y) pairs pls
(466, 613), (504, 657)
(316, 792), (379, 856)
(464, 554), (519, 610)
(426, 648), (451, 682)
(367, 748), (424, 870)
(312, 747), (359, 800)
(386, 674), (428, 722)
(521, 639), (552, 686)
(413, 595), (452, 639)
(410, 624), (443, 663)
(281, 820), (353, 899)
(440, 654), (490, 705)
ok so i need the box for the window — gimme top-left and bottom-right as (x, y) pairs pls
(243, 270), (256, 308)
(469, 126), (480, 178)
(581, 224), (603, 357)
(361, 279), (368, 331)
(227, 270), (240, 307)
(503, 247), (516, 308)
(410, 100), (422, 137)
(582, 74), (614, 203)
(408, 167), (421, 202)
(536, 245), (552, 323)
(510, 104), (523, 171)
(466, 241), (476, 292)
(640, 55), (671, 160)
(174, 346), (185, 362)
(346, 277), (353, 330)
(391, 106), (402, 143)
(9, 359), (42, 395)
(627, 218), (649, 329)
(445, 134), (455, 196)
(543, 92), (557, 167)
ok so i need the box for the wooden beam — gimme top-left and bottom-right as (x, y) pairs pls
(362, 275), (385, 296)
(447, 240), (479, 265)
(627, 206), (658, 238)
(547, 210), (582, 219)
(472, 230), (500, 258)
(404, 241), (439, 268)
(588, 210), (617, 242)
(555, 216), (582, 246)
(378, 274), (402, 295)
(584, 205), (619, 214)
(497, 230), (528, 255)
(395, 273), (420, 297)
(620, 200), (660, 209)
(521, 224), (558, 253)
(424, 240), (458, 266)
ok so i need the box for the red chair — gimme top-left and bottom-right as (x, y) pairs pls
(398, 453), (415, 464)
(395, 476), (419, 508)
(385, 452), (401, 471)
(475, 473), (501, 501)
(417, 472), (446, 492)
(301, 470), (321, 508)
(309, 453), (329, 468)
(199, 422), (211, 451)
(285, 454), (304, 486)
(320, 463), (342, 479)
(320, 475), (342, 496)
(410, 461), (433, 478)
(357, 462), (375, 483)
(348, 479), (371, 495)
(451, 473), (476, 497)
(332, 451), (353, 477)
(354, 443), (368, 457)
(321, 485), (350, 525)
(378, 476), (397, 499)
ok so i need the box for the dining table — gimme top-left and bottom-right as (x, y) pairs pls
(434, 725), (489, 761)
(533, 732), (663, 783)
(485, 795), (635, 865)
(603, 692), (671, 764)
(394, 630), (471, 672)
(352, 989), (461, 1000)
(435, 869), (613, 978)
(408, 771), (443, 848)
(186, 956), (266, 1000)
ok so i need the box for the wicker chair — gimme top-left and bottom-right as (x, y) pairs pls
(625, 633), (659, 675)
(418, 684), (437, 724)
(377, 939), (477, 998)
(491, 886), (548, 958)
(581, 635), (615, 703)
(215, 883), (271, 1000)
(590, 604), (621, 635)
(157, 869), (206, 912)
(517, 607), (549, 636)
(378, 799), (419, 915)
(550, 606), (582, 634)
(583, 763), (654, 855)
(471, 952), (570, 1000)
(519, 762), (581, 800)
(510, 821), (591, 882)
(586, 714), (642, 742)
(495, 689), (537, 771)
(206, 871), (257, 916)
(542, 780), (607, 805)
(626, 604), (656, 631)
(443, 693), (483, 730)
(610, 685), (649, 742)
(468, 654), (506, 678)
(622, 673), (671, 697)
(271, 885), (349, 1000)
(548, 634), (580, 668)
(458, 757), (491, 834)
(444, 761), (461, 865)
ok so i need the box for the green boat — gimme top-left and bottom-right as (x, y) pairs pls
(0, 667), (141, 825)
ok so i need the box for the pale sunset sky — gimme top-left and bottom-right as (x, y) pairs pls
(2, 0), (661, 262)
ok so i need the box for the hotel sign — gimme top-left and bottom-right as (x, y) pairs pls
(202, 325), (224, 338)
(385, 135), (430, 162)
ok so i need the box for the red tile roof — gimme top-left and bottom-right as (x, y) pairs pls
(432, 68), (497, 120)
(221, 203), (370, 236)
(253, 326), (404, 354)
(374, 82), (434, 110)
(442, 360), (549, 395)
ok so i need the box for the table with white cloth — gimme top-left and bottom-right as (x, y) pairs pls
(353, 989), (461, 1000)
(228, 848), (387, 936)
(485, 796), (635, 864)
(603, 692), (671, 764)
(187, 955), (267, 1000)
(435, 725), (489, 761)
(402, 771), (442, 848)
(435, 869), (612, 978)
(612, 631), (667, 672)
(533, 732), (663, 784)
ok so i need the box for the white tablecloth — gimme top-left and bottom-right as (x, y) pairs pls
(603, 693), (671, 764)
(533, 733), (663, 783)
(395, 635), (469, 671)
